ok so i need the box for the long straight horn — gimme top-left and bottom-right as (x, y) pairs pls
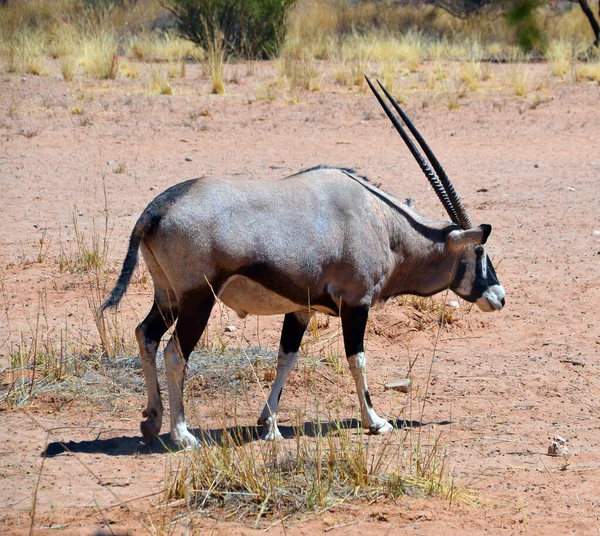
(375, 79), (472, 230)
(364, 76), (460, 227)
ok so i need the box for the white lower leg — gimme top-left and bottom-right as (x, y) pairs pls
(347, 352), (392, 434)
(259, 348), (297, 440)
(164, 340), (197, 448)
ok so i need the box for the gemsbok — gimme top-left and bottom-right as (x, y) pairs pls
(101, 77), (505, 448)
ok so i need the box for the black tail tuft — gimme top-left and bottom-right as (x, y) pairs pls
(100, 221), (145, 314)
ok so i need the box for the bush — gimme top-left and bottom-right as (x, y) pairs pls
(161, 0), (297, 59)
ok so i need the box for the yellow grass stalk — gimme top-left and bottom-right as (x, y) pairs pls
(81, 31), (119, 80)
(547, 40), (574, 77)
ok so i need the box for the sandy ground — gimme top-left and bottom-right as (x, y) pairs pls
(1, 60), (600, 534)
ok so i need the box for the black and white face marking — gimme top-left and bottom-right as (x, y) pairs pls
(451, 245), (505, 312)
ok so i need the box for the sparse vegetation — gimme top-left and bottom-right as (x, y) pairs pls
(510, 60), (530, 96)
(2, 1), (599, 533)
(161, 0), (297, 59)
(60, 56), (77, 80)
(575, 60), (600, 82)
(81, 31), (119, 79)
(163, 411), (471, 521)
(149, 65), (174, 94)
(204, 29), (226, 94)
(547, 39), (574, 77)
(0, 0), (596, 100)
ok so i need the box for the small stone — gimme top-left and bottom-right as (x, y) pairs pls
(185, 156), (192, 162)
(448, 301), (460, 309)
(107, 160), (114, 166)
(567, 187), (576, 191)
(224, 325), (236, 333)
(150, 186), (158, 190)
(592, 230), (600, 236)
(384, 379), (411, 393)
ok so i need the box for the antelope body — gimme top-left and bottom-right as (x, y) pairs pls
(102, 79), (505, 448)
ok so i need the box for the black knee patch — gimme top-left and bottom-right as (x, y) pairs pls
(341, 306), (369, 356)
(364, 390), (373, 408)
(280, 313), (310, 354)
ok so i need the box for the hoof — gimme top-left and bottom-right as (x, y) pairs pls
(260, 428), (284, 441)
(172, 430), (199, 450)
(366, 420), (394, 435)
(258, 417), (283, 441)
(140, 419), (161, 445)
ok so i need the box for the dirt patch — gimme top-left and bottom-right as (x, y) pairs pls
(1, 61), (599, 534)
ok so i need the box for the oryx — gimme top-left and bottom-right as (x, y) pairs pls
(101, 78), (505, 448)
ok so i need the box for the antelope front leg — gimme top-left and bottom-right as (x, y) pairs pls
(258, 350), (297, 440)
(341, 305), (393, 435)
(258, 312), (311, 440)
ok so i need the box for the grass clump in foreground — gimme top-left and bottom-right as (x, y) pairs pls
(162, 411), (473, 524)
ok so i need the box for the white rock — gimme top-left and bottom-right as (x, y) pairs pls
(224, 325), (237, 333)
(384, 379), (411, 393)
(448, 301), (460, 309)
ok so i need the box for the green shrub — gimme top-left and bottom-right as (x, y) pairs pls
(161, 0), (297, 59)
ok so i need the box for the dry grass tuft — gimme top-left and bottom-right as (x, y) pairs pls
(547, 40), (574, 77)
(4, 29), (47, 75)
(127, 32), (199, 62)
(149, 66), (173, 95)
(337, 36), (372, 87)
(162, 405), (473, 522)
(167, 58), (186, 79)
(396, 31), (425, 73)
(120, 60), (139, 79)
(399, 295), (459, 328)
(574, 61), (600, 82)
(204, 33), (226, 95)
(279, 47), (321, 91)
(458, 61), (482, 92)
(81, 31), (119, 80)
(509, 61), (530, 97)
(60, 56), (78, 81)
(47, 22), (79, 59)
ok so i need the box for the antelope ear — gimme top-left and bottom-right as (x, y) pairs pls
(446, 224), (492, 250)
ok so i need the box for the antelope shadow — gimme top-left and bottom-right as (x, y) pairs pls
(42, 417), (447, 458)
